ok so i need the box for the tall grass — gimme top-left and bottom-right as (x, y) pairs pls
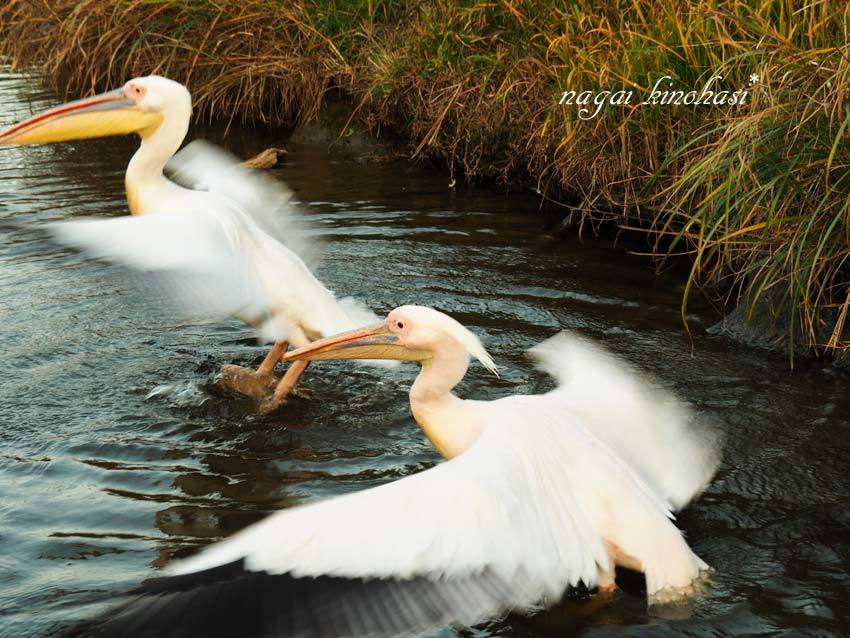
(2, 0), (848, 358)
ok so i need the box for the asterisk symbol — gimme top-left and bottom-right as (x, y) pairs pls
(749, 73), (759, 84)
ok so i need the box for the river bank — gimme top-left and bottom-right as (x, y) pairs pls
(1, 0), (848, 362)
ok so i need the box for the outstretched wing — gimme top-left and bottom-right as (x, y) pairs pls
(47, 205), (385, 344)
(47, 209), (289, 341)
(166, 139), (316, 267)
(529, 332), (721, 510)
(87, 416), (614, 638)
(97, 563), (521, 638)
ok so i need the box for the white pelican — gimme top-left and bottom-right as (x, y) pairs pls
(0, 75), (380, 412)
(91, 306), (719, 637)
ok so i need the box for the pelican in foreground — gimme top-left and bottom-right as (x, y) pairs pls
(90, 307), (719, 637)
(0, 75), (377, 412)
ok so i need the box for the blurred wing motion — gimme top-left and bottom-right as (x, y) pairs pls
(47, 143), (380, 344)
(86, 331), (717, 638)
(48, 209), (283, 340)
(530, 333), (720, 510)
(166, 140), (315, 267)
(93, 416), (607, 638)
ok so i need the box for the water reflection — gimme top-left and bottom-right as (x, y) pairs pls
(1, 71), (849, 637)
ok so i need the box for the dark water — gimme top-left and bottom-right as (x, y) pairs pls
(1, 72), (849, 638)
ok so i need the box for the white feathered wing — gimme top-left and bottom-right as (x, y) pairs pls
(531, 332), (720, 510)
(46, 142), (382, 344)
(94, 331), (717, 637)
(157, 334), (715, 629)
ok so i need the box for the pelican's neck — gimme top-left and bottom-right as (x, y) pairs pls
(125, 114), (188, 214)
(409, 346), (483, 459)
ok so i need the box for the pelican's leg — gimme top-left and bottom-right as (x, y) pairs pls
(596, 566), (618, 594)
(257, 361), (310, 414)
(219, 341), (287, 398)
(257, 341), (287, 375)
(603, 515), (708, 605)
(596, 541), (619, 595)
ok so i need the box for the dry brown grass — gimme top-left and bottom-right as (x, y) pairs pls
(0, 0), (357, 125)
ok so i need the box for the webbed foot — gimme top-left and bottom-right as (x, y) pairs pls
(218, 364), (278, 399)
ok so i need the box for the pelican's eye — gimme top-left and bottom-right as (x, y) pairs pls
(395, 320), (405, 330)
(128, 84), (145, 98)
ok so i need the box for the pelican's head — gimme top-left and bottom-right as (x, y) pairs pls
(0, 75), (191, 146)
(284, 305), (499, 375)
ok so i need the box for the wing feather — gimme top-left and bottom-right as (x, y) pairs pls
(47, 210), (286, 340)
(46, 139), (384, 343)
(80, 388), (698, 636)
(529, 332), (720, 510)
(166, 139), (315, 267)
(87, 560), (527, 638)
(46, 206), (383, 343)
(164, 416), (606, 591)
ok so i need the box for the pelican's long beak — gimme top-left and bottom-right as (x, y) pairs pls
(283, 321), (431, 363)
(0, 88), (163, 145)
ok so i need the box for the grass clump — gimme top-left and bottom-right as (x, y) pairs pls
(1, 0), (849, 359)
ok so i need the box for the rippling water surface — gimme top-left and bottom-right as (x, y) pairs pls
(1, 73), (849, 637)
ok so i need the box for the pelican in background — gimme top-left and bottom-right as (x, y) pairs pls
(0, 75), (380, 412)
(89, 307), (720, 637)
